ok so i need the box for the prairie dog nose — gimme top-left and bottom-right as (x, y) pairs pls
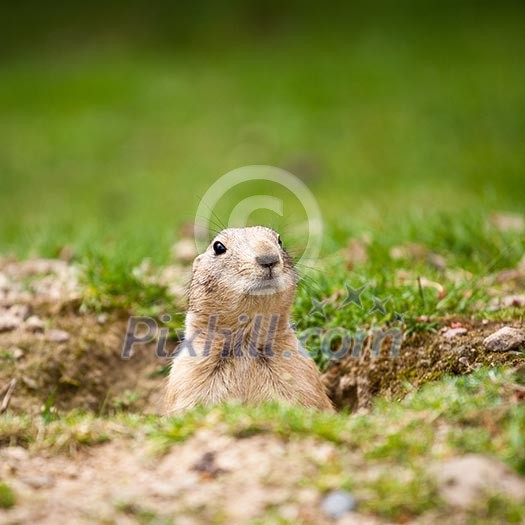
(256, 253), (280, 269)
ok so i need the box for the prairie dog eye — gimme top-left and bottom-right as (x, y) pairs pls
(213, 241), (227, 255)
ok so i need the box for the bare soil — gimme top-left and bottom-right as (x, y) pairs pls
(323, 319), (525, 411)
(0, 432), (361, 525)
(0, 310), (164, 415)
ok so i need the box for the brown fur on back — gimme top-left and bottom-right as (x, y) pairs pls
(164, 226), (333, 414)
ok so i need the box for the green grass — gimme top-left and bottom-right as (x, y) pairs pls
(81, 250), (173, 314)
(0, 4), (524, 257)
(115, 501), (174, 525)
(1, 4), (524, 328)
(0, 4), (524, 339)
(0, 481), (16, 509)
(361, 470), (439, 520)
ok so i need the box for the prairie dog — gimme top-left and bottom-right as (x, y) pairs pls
(164, 226), (333, 414)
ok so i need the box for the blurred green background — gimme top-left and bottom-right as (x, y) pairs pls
(0, 0), (524, 264)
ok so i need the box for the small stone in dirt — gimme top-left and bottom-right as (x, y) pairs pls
(442, 327), (468, 339)
(1, 447), (29, 462)
(24, 315), (45, 333)
(5, 258), (67, 278)
(427, 252), (447, 271)
(0, 272), (9, 290)
(496, 269), (525, 283)
(21, 376), (39, 390)
(389, 242), (428, 261)
(20, 475), (55, 489)
(278, 503), (300, 522)
(483, 327), (525, 352)
(8, 304), (31, 321)
(47, 329), (70, 343)
(62, 465), (80, 479)
(191, 451), (226, 478)
(10, 347), (24, 360)
(489, 212), (525, 233)
(320, 490), (356, 518)
(343, 238), (368, 268)
(458, 356), (471, 367)
(0, 313), (20, 332)
(500, 295), (525, 308)
(429, 454), (525, 509)
(96, 313), (109, 325)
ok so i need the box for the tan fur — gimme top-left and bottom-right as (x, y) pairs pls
(164, 226), (333, 414)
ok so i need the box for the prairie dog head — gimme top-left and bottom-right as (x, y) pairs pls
(188, 226), (297, 318)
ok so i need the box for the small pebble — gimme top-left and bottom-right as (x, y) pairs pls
(429, 454), (525, 508)
(1, 446), (29, 462)
(10, 347), (25, 360)
(500, 295), (525, 308)
(96, 313), (108, 325)
(25, 315), (45, 333)
(483, 327), (525, 352)
(0, 272), (9, 290)
(427, 252), (447, 271)
(458, 356), (470, 367)
(490, 212), (525, 233)
(22, 376), (39, 389)
(321, 490), (356, 518)
(0, 313), (20, 332)
(62, 464), (80, 479)
(47, 329), (70, 343)
(21, 474), (55, 489)
(443, 327), (468, 340)
(9, 304), (31, 321)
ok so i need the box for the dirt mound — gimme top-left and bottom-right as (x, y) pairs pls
(0, 258), (167, 415)
(323, 320), (525, 410)
(0, 310), (165, 415)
